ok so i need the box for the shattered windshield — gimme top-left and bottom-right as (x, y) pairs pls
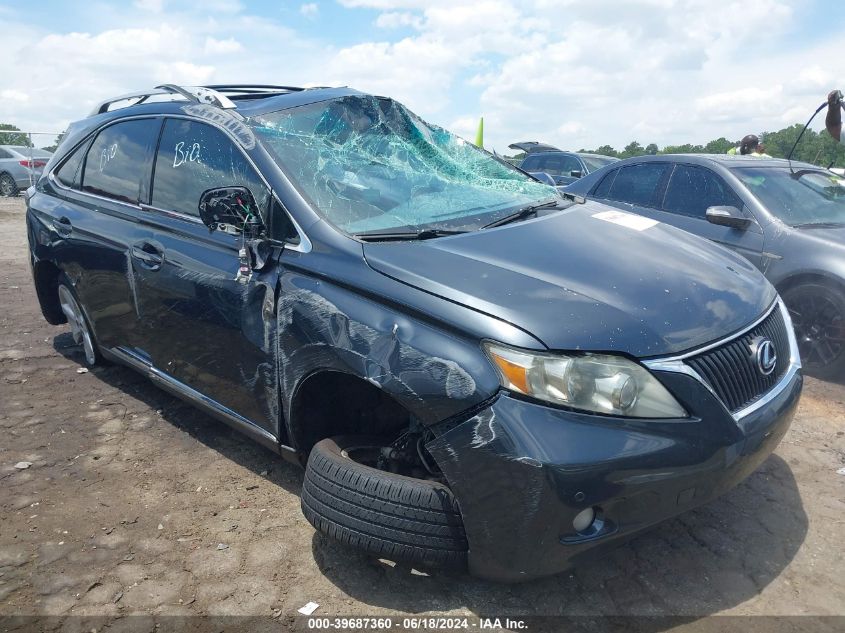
(735, 167), (845, 227)
(250, 95), (556, 236)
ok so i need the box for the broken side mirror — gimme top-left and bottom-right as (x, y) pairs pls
(705, 205), (751, 230)
(198, 186), (263, 235)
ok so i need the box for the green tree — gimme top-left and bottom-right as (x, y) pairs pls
(42, 131), (66, 153)
(0, 124), (31, 146)
(645, 143), (659, 155)
(593, 144), (618, 157)
(661, 143), (704, 154)
(703, 137), (734, 154)
(621, 141), (644, 158)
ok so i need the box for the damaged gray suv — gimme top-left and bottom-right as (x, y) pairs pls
(27, 84), (802, 581)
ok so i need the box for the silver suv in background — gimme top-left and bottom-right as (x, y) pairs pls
(0, 146), (52, 196)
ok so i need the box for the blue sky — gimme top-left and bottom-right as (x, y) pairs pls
(1, 0), (843, 152)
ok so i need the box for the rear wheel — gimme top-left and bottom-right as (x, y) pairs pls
(782, 282), (845, 379)
(57, 275), (102, 367)
(0, 173), (17, 197)
(302, 435), (467, 569)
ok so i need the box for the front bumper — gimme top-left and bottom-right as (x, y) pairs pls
(427, 358), (802, 582)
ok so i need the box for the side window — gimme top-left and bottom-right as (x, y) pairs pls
(151, 119), (269, 217)
(663, 165), (743, 218)
(606, 163), (669, 207)
(538, 155), (563, 176)
(0, 149), (11, 159)
(592, 169), (617, 198)
(82, 119), (159, 203)
(559, 154), (582, 174)
(55, 143), (87, 189)
(521, 155), (541, 171)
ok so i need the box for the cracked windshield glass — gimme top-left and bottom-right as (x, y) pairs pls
(250, 95), (556, 237)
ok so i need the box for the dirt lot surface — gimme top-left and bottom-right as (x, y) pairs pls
(1, 196), (844, 629)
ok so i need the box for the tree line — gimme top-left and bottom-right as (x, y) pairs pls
(0, 124), (64, 152)
(575, 123), (845, 167)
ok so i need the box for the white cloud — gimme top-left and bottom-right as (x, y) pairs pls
(1, 90), (30, 104)
(0, 0), (843, 154)
(134, 0), (164, 12)
(204, 36), (243, 55)
(300, 3), (319, 18)
(375, 11), (423, 29)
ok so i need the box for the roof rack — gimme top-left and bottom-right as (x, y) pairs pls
(89, 84), (237, 116)
(201, 85), (309, 101)
(204, 84), (306, 93)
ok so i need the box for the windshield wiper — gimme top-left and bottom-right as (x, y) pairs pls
(356, 228), (467, 242)
(481, 199), (563, 229)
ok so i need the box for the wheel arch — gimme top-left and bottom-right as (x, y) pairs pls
(775, 271), (845, 295)
(32, 259), (66, 325)
(288, 368), (413, 455)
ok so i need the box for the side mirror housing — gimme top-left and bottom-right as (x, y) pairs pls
(198, 187), (262, 233)
(705, 205), (751, 230)
(570, 170), (583, 178)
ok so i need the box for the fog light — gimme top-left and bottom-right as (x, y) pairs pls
(572, 507), (596, 533)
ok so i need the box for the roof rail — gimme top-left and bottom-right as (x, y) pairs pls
(89, 84), (237, 116)
(204, 84), (306, 94)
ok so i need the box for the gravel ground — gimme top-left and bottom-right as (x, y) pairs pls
(0, 196), (843, 630)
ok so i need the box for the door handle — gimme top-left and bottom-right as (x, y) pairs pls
(53, 216), (73, 237)
(130, 242), (164, 271)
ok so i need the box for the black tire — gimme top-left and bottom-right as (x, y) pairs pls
(0, 173), (18, 197)
(302, 435), (468, 569)
(782, 281), (845, 380)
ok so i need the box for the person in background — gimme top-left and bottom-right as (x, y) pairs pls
(825, 90), (843, 143)
(727, 134), (771, 157)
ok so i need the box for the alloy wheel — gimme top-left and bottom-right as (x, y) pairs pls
(58, 284), (97, 366)
(786, 287), (845, 369)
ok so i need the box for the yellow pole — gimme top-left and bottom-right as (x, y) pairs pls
(474, 117), (484, 148)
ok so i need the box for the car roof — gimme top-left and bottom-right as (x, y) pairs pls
(577, 152), (618, 160)
(607, 153), (820, 171)
(53, 85), (368, 161)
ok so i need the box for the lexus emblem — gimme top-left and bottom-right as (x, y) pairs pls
(752, 337), (777, 376)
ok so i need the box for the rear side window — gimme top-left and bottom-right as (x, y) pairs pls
(523, 153), (581, 177)
(521, 155), (541, 171)
(606, 163), (668, 206)
(56, 144), (87, 189)
(0, 149), (11, 159)
(662, 164), (743, 218)
(592, 169), (617, 198)
(151, 119), (269, 217)
(82, 119), (159, 203)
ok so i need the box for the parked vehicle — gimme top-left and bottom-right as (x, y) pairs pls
(27, 85), (801, 581)
(565, 154), (845, 378)
(509, 141), (618, 186)
(0, 145), (52, 196)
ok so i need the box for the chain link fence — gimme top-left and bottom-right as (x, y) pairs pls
(0, 130), (64, 195)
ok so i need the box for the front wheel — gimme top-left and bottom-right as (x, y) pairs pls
(57, 275), (102, 367)
(301, 435), (468, 569)
(782, 282), (845, 379)
(0, 173), (18, 197)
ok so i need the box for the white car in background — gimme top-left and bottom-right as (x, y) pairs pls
(0, 146), (53, 196)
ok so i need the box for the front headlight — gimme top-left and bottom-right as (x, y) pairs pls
(483, 342), (687, 418)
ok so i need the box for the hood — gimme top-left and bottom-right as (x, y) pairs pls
(363, 202), (776, 358)
(792, 224), (845, 247)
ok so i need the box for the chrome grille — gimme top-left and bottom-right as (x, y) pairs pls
(686, 306), (791, 413)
